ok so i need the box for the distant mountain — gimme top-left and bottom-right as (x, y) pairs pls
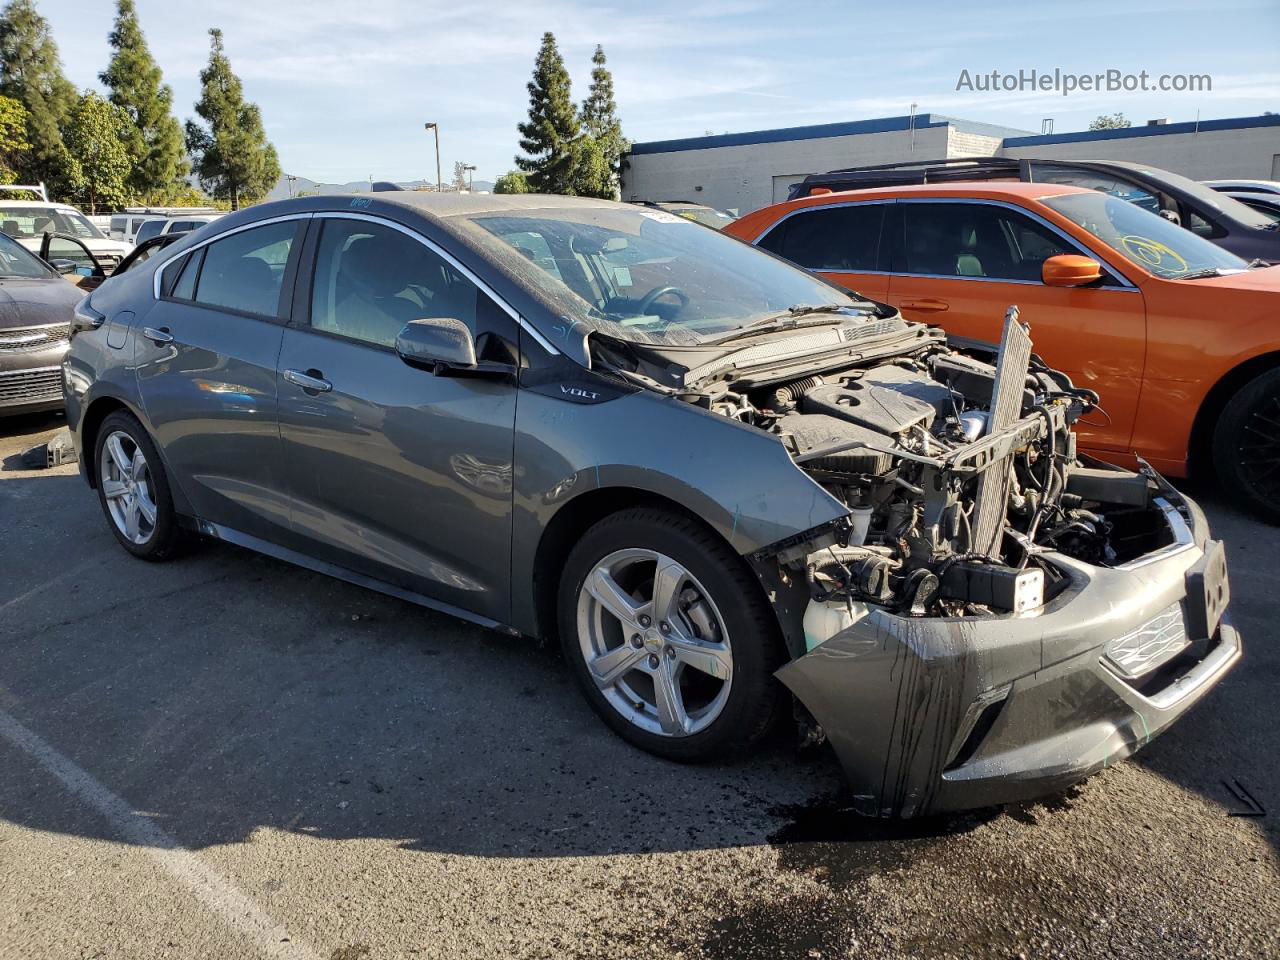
(270, 174), (494, 201)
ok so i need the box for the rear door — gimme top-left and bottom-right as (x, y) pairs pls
(885, 199), (1146, 454)
(754, 201), (891, 302)
(275, 213), (520, 622)
(135, 216), (306, 541)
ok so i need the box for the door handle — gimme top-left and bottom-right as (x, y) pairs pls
(899, 298), (950, 313)
(142, 326), (173, 344)
(283, 368), (333, 393)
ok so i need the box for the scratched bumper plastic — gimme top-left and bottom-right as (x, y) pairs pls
(776, 494), (1241, 818)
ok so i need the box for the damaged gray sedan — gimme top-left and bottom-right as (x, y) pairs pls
(62, 194), (1239, 817)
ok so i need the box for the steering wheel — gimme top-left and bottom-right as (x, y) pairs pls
(637, 285), (689, 317)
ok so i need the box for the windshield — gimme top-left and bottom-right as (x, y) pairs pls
(1041, 192), (1248, 279)
(458, 205), (861, 345)
(0, 232), (55, 278)
(134, 219), (165, 244)
(0, 205), (106, 240)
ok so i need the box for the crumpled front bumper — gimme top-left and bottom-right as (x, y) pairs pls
(776, 492), (1240, 818)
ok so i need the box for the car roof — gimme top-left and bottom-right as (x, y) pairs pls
(0, 199), (83, 210)
(344, 191), (622, 220)
(775, 180), (1093, 206)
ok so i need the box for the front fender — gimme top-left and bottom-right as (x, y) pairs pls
(509, 388), (848, 634)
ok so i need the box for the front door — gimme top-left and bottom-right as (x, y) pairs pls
(886, 200), (1147, 455)
(134, 218), (304, 540)
(276, 215), (520, 623)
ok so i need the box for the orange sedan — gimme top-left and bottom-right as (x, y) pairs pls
(727, 182), (1280, 521)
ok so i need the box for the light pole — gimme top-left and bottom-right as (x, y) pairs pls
(286, 174), (297, 198)
(462, 164), (476, 192)
(424, 122), (441, 192)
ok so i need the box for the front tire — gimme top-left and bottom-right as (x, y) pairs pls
(94, 410), (189, 560)
(557, 507), (782, 763)
(1214, 368), (1280, 525)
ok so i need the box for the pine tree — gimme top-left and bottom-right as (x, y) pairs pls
(185, 29), (281, 210)
(63, 92), (130, 213)
(0, 0), (76, 193)
(99, 0), (186, 199)
(515, 32), (580, 194)
(577, 44), (626, 199)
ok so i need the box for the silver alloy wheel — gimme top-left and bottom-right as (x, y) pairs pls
(576, 548), (733, 737)
(99, 430), (158, 545)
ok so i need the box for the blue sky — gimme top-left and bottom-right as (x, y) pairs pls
(43, 0), (1280, 185)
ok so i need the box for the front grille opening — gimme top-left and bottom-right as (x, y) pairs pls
(946, 695), (1008, 771)
(1104, 505), (1179, 564)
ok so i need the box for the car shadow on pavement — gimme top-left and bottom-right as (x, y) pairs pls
(0, 470), (1272, 868)
(0, 473), (995, 867)
(1129, 479), (1277, 842)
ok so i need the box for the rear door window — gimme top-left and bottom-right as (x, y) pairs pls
(758, 204), (886, 271)
(191, 221), (299, 318)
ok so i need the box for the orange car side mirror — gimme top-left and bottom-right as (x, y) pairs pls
(1042, 254), (1103, 287)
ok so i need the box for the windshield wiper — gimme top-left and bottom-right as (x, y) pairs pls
(1178, 268), (1229, 280)
(704, 304), (853, 345)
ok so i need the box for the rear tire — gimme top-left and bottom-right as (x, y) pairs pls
(557, 507), (783, 763)
(94, 410), (190, 560)
(1214, 368), (1280, 525)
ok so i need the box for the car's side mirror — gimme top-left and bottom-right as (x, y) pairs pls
(49, 258), (77, 275)
(395, 318), (514, 378)
(1042, 254), (1103, 287)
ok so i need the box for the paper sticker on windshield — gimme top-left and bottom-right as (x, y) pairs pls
(634, 209), (692, 225)
(613, 266), (633, 287)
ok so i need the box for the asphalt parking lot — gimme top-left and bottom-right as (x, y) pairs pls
(1, 411), (1277, 960)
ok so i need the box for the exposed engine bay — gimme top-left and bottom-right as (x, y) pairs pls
(592, 305), (1177, 622)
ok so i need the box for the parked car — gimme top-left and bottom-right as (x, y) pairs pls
(62, 194), (1238, 816)
(628, 200), (738, 229)
(0, 232), (85, 416)
(1208, 190), (1280, 223)
(109, 213), (166, 244)
(108, 230), (191, 276)
(1205, 179), (1280, 196)
(0, 199), (133, 270)
(728, 181), (1280, 521)
(134, 214), (222, 245)
(789, 158), (1280, 263)
(110, 207), (222, 243)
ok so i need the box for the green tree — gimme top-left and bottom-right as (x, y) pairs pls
(1088, 112), (1132, 131)
(0, 92), (29, 182)
(185, 28), (281, 210)
(0, 0), (76, 193)
(62, 92), (130, 213)
(99, 0), (186, 198)
(493, 170), (530, 194)
(576, 44), (626, 199)
(515, 32), (580, 194)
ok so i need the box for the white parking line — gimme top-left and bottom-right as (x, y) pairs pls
(0, 706), (319, 960)
(0, 557), (101, 613)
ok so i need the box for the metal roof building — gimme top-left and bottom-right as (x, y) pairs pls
(622, 113), (1280, 215)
